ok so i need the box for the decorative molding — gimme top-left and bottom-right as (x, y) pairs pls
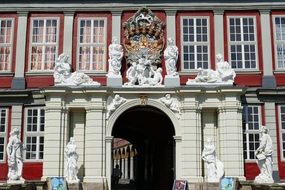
(213, 9), (224, 15)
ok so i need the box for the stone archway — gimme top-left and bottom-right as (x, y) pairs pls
(110, 105), (176, 190)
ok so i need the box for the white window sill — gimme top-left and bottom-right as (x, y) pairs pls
(273, 70), (285, 74)
(23, 159), (43, 163)
(25, 71), (54, 76)
(0, 72), (14, 77)
(235, 70), (262, 75)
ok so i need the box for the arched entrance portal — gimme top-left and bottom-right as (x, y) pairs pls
(112, 106), (175, 190)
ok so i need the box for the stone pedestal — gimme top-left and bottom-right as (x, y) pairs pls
(107, 76), (122, 87)
(67, 182), (80, 190)
(164, 75), (180, 87)
(6, 179), (25, 184)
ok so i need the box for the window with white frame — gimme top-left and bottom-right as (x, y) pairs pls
(228, 16), (257, 70)
(29, 18), (59, 71)
(273, 16), (285, 70)
(25, 107), (45, 160)
(0, 18), (14, 72)
(0, 108), (8, 161)
(280, 105), (285, 159)
(77, 18), (107, 72)
(243, 105), (261, 160)
(181, 17), (210, 70)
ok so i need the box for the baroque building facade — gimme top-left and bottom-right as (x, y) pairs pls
(0, 1), (285, 189)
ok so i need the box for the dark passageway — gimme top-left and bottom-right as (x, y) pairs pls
(112, 106), (175, 190)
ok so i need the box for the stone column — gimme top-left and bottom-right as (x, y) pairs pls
(63, 12), (74, 59)
(12, 11), (28, 90)
(121, 154), (125, 179)
(264, 102), (279, 181)
(106, 136), (113, 190)
(174, 136), (182, 179)
(181, 105), (203, 182)
(166, 10), (177, 44)
(213, 10), (225, 58)
(84, 105), (106, 187)
(11, 105), (23, 133)
(124, 157), (129, 179)
(130, 156), (134, 180)
(218, 105), (245, 180)
(42, 106), (69, 179)
(260, 10), (275, 88)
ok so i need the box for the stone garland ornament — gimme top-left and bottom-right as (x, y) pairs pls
(159, 94), (181, 119)
(6, 128), (24, 183)
(65, 137), (79, 183)
(54, 53), (101, 86)
(123, 8), (165, 87)
(106, 36), (124, 77)
(106, 94), (127, 119)
(202, 137), (224, 183)
(186, 54), (236, 85)
(254, 125), (274, 183)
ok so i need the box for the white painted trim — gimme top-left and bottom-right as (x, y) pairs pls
(0, 108), (8, 163)
(278, 105), (285, 161)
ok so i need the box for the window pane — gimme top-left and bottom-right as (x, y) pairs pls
(0, 19), (13, 71)
(181, 17), (209, 70)
(78, 18), (106, 71)
(30, 18), (58, 71)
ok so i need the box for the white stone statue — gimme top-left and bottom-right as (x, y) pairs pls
(65, 137), (79, 183)
(164, 38), (178, 76)
(254, 125), (274, 183)
(202, 137), (224, 183)
(107, 37), (124, 77)
(7, 128), (24, 182)
(160, 94), (181, 119)
(216, 54), (236, 83)
(54, 53), (101, 86)
(124, 54), (163, 87)
(106, 94), (126, 119)
(186, 53), (236, 85)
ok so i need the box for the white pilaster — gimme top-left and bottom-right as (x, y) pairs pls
(63, 12), (74, 59)
(218, 105), (245, 180)
(260, 10), (273, 76)
(106, 136), (113, 190)
(181, 106), (203, 182)
(11, 105), (23, 133)
(42, 106), (69, 179)
(112, 11), (122, 43)
(213, 10), (224, 60)
(174, 136), (182, 179)
(15, 11), (28, 78)
(264, 102), (279, 180)
(122, 155), (125, 179)
(166, 10), (177, 44)
(84, 105), (105, 183)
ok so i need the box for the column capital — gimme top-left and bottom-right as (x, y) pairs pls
(17, 11), (28, 17)
(106, 136), (114, 142)
(165, 9), (177, 16)
(259, 9), (271, 15)
(213, 9), (224, 15)
(64, 11), (75, 16)
(111, 10), (122, 16)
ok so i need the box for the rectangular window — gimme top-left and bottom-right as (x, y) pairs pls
(25, 107), (45, 160)
(273, 16), (285, 70)
(279, 105), (285, 159)
(77, 18), (107, 72)
(181, 17), (210, 70)
(0, 108), (8, 161)
(0, 18), (14, 72)
(228, 17), (257, 69)
(243, 105), (261, 160)
(29, 17), (59, 71)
